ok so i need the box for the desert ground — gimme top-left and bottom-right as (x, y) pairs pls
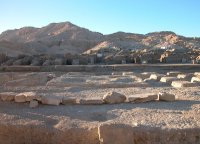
(0, 65), (200, 144)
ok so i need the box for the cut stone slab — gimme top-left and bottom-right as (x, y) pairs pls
(103, 91), (126, 104)
(122, 72), (134, 76)
(15, 92), (40, 102)
(98, 123), (134, 144)
(79, 98), (104, 105)
(160, 77), (178, 84)
(29, 100), (39, 108)
(177, 74), (194, 80)
(158, 92), (175, 101)
(149, 74), (165, 81)
(191, 77), (200, 83)
(127, 93), (158, 103)
(62, 97), (77, 105)
(15, 93), (26, 103)
(0, 92), (17, 101)
(166, 71), (182, 77)
(41, 96), (62, 106)
(171, 81), (198, 88)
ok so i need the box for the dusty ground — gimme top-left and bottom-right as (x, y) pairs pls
(0, 71), (200, 144)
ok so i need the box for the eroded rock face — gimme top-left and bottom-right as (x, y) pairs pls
(103, 92), (126, 104)
(158, 92), (176, 101)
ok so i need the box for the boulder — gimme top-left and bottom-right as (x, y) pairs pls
(98, 123), (134, 144)
(127, 93), (158, 103)
(79, 98), (104, 105)
(171, 81), (198, 88)
(29, 100), (39, 108)
(103, 92), (126, 104)
(158, 92), (175, 101)
(160, 77), (178, 84)
(61, 97), (77, 105)
(0, 92), (17, 101)
(191, 77), (200, 83)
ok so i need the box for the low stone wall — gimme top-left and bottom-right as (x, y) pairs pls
(0, 64), (200, 72)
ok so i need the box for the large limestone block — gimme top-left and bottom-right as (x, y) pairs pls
(158, 92), (175, 101)
(166, 71), (182, 77)
(15, 92), (40, 102)
(191, 77), (200, 83)
(171, 81), (198, 88)
(103, 92), (126, 104)
(15, 94), (26, 103)
(149, 74), (165, 81)
(61, 97), (77, 105)
(41, 96), (62, 106)
(98, 123), (134, 144)
(160, 77), (178, 84)
(79, 98), (104, 105)
(127, 93), (158, 103)
(0, 92), (17, 101)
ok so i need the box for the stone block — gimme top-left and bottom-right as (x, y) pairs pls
(61, 97), (77, 105)
(127, 93), (158, 103)
(79, 98), (104, 105)
(158, 92), (175, 101)
(171, 81), (198, 88)
(160, 77), (178, 84)
(149, 74), (165, 81)
(41, 96), (62, 106)
(0, 92), (17, 101)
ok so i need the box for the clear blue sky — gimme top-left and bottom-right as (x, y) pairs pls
(1, 0), (200, 37)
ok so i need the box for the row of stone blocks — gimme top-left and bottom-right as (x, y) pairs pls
(0, 91), (176, 108)
(142, 71), (200, 88)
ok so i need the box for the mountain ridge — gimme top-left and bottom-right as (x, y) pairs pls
(0, 22), (199, 57)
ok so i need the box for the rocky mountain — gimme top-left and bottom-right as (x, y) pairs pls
(0, 22), (200, 57)
(0, 22), (104, 56)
